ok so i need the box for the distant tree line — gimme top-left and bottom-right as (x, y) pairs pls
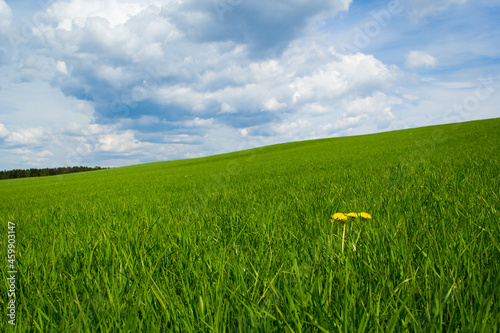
(0, 166), (110, 180)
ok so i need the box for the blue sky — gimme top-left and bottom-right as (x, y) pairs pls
(0, 0), (499, 170)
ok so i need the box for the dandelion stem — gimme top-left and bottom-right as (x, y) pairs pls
(342, 224), (346, 254)
(330, 220), (334, 246)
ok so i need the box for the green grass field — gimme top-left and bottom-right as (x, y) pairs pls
(1, 118), (499, 332)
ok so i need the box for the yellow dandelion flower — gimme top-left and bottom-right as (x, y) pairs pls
(359, 212), (372, 219)
(347, 212), (358, 218)
(332, 213), (347, 221)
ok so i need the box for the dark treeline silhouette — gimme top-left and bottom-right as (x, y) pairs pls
(0, 166), (109, 180)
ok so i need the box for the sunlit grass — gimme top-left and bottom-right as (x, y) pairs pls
(1, 118), (499, 332)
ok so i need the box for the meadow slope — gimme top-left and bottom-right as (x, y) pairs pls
(1, 118), (499, 332)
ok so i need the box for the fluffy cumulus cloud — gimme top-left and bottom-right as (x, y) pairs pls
(5, 127), (45, 145)
(0, 0), (499, 169)
(405, 50), (438, 69)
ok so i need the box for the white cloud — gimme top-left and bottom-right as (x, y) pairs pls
(341, 92), (403, 130)
(56, 61), (68, 75)
(96, 65), (132, 86)
(98, 130), (150, 153)
(0, 80), (94, 130)
(149, 46), (403, 122)
(405, 50), (438, 69)
(344, 92), (402, 116)
(0, 0), (11, 29)
(36, 150), (55, 158)
(17, 55), (70, 82)
(410, 0), (467, 17)
(5, 128), (45, 145)
(47, 0), (161, 30)
(5, 148), (56, 166)
(300, 103), (330, 115)
(332, 115), (367, 131)
(185, 117), (215, 128)
(291, 52), (402, 104)
(0, 123), (9, 138)
(263, 98), (287, 111)
(38, 6), (181, 75)
(65, 123), (104, 136)
(275, 119), (312, 136)
(11, 148), (33, 155)
(219, 103), (236, 114)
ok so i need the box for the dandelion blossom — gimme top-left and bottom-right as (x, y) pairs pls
(347, 212), (358, 218)
(360, 212), (372, 219)
(332, 213), (347, 221)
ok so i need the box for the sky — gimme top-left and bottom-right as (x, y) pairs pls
(0, 0), (499, 170)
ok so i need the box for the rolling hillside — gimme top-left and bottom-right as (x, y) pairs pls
(1, 118), (499, 332)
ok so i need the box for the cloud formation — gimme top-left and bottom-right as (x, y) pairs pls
(0, 0), (499, 169)
(0, 0), (11, 28)
(0, 123), (9, 138)
(405, 50), (438, 69)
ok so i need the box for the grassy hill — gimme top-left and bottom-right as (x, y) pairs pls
(1, 118), (499, 331)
